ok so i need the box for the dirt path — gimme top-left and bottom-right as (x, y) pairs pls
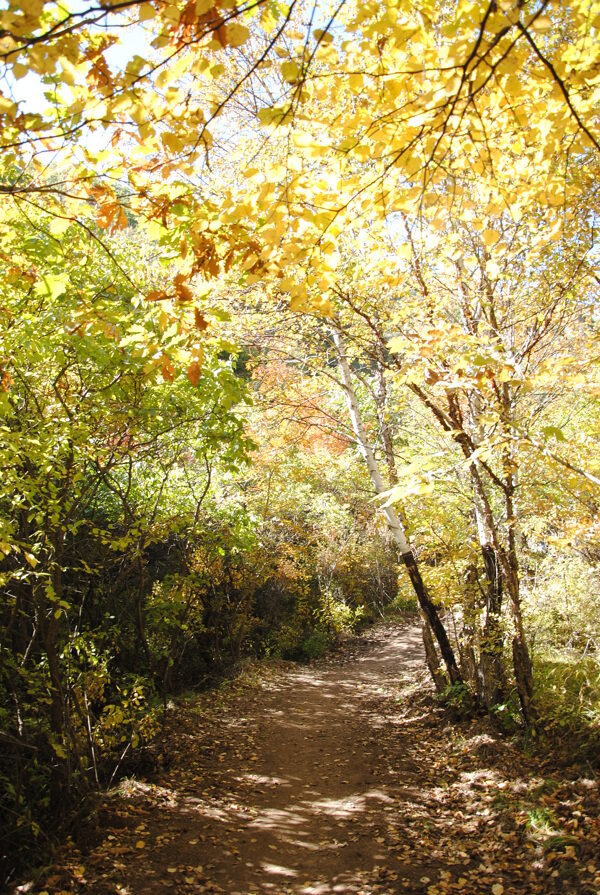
(26, 621), (600, 895)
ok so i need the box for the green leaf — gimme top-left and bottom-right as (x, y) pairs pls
(541, 425), (566, 442)
(35, 273), (69, 300)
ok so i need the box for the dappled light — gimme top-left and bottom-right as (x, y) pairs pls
(17, 624), (599, 895)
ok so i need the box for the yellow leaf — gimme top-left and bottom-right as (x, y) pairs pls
(225, 23), (249, 47)
(242, 252), (259, 270)
(313, 28), (333, 44)
(531, 14), (552, 33)
(317, 297), (333, 316)
(161, 132), (186, 153)
(11, 62), (28, 79)
(482, 229), (501, 247)
(49, 216), (72, 237)
(292, 131), (317, 148)
(289, 293), (307, 311)
(0, 94), (17, 115)
(281, 60), (300, 83)
(261, 6), (278, 33)
(504, 75), (522, 96)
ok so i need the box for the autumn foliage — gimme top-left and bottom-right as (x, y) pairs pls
(1, 0), (600, 884)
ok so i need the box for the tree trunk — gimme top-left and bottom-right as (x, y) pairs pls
(505, 486), (536, 725)
(420, 608), (446, 692)
(478, 542), (505, 708)
(499, 376), (535, 726)
(452, 392), (506, 708)
(332, 324), (462, 685)
(374, 351), (444, 682)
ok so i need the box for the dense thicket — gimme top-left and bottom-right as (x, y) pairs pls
(0, 209), (396, 879)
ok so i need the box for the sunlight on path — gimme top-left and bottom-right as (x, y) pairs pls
(81, 622), (429, 895)
(28, 621), (599, 895)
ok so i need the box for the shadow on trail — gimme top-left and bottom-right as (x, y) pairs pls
(28, 621), (599, 895)
(90, 623), (429, 895)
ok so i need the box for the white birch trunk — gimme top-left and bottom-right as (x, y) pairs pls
(331, 326), (411, 555)
(331, 323), (461, 685)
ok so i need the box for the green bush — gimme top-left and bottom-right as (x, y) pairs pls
(490, 691), (523, 731)
(386, 593), (419, 615)
(302, 629), (332, 660)
(524, 552), (600, 654)
(270, 621), (308, 659)
(439, 680), (476, 719)
(534, 653), (600, 757)
(316, 593), (365, 637)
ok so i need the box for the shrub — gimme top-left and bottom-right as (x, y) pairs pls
(302, 629), (331, 660)
(533, 653), (600, 758)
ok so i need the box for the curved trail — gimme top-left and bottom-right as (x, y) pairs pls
(37, 621), (599, 895)
(150, 623), (426, 895)
(208, 624), (426, 894)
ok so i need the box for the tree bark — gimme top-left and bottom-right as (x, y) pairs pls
(332, 324), (462, 685)
(505, 484), (536, 725)
(420, 608), (446, 692)
(374, 352), (445, 691)
(466, 394), (506, 708)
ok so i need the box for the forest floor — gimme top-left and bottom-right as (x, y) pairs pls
(17, 618), (600, 895)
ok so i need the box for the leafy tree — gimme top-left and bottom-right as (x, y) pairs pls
(0, 196), (252, 866)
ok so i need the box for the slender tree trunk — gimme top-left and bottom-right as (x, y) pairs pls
(375, 352), (445, 690)
(478, 540), (505, 707)
(468, 458), (534, 723)
(420, 608), (447, 692)
(499, 377), (535, 725)
(467, 394), (506, 708)
(505, 483), (535, 725)
(332, 324), (462, 685)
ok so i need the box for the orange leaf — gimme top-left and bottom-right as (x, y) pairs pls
(174, 273), (193, 302)
(161, 356), (176, 381)
(187, 360), (202, 386)
(215, 23), (228, 47)
(194, 308), (209, 330)
(96, 201), (129, 234)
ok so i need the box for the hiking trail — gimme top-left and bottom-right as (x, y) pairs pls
(26, 621), (600, 895)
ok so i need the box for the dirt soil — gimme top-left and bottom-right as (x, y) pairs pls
(18, 620), (600, 895)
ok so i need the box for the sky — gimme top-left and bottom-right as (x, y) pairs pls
(3, 1), (155, 115)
